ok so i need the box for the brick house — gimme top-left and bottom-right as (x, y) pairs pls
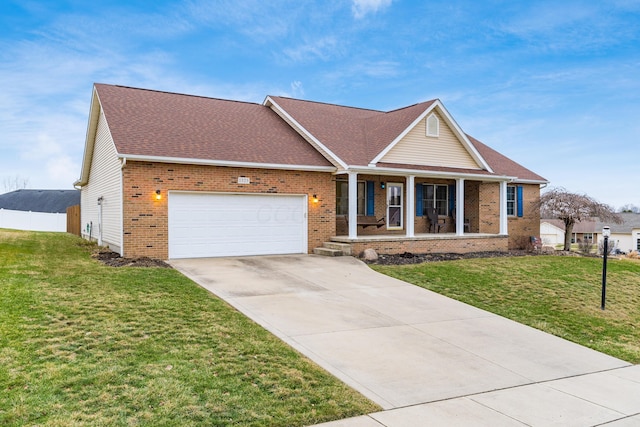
(74, 84), (547, 259)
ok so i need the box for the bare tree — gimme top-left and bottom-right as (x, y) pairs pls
(618, 204), (640, 213)
(537, 187), (622, 251)
(1, 175), (30, 193)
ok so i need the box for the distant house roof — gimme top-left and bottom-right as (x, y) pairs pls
(0, 189), (80, 213)
(595, 213), (640, 233)
(541, 218), (598, 233)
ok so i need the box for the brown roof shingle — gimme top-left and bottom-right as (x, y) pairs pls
(93, 84), (546, 183)
(94, 84), (333, 167)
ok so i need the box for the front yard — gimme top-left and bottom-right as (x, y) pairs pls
(0, 230), (378, 426)
(373, 255), (640, 364)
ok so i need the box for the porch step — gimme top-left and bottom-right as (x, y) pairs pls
(313, 247), (343, 257)
(321, 241), (352, 256)
(313, 242), (353, 257)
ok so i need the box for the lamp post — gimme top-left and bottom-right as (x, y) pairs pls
(601, 226), (611, 310)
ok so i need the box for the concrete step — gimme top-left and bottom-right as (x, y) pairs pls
(313, 247), (343, 257)
(323, 241), (352, 256)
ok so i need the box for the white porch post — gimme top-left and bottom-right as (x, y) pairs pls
(348, 172), (358, 239)
(499, 181), (508, 235)
(406, 175), (415, 237)
(456, 178), (465, 236)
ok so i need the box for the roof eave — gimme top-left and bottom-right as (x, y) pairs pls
(75, 86), (102, 187)
(118, 154), (337, 173)
(341, 165), (516, 182)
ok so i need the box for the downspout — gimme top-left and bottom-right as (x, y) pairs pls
(97, 196), (104, 246)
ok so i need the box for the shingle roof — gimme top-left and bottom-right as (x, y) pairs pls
(595, 213), (640, 233)
(94, 84), (333, 167)
(268, 96), (435, 166)
(91, 84), (546, 183)
(0, 189), (80, 213)
(542, 218), (597, 233)
(466, 135), (547, 182)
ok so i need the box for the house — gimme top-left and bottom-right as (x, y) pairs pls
(595, 213), (640, 253)
(74, 84), (547, 259)
(540, 218), (598, 247)
(0, 189), (80, 232)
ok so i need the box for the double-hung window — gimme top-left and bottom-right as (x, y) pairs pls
(336, 181), (366, 215)
(507, 186), (516, 216)
(422, 184), (448, 216)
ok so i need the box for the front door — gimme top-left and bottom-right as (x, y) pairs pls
(387, 183), (403, 230)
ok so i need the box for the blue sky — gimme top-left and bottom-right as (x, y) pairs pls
(1, 0), (639, 209)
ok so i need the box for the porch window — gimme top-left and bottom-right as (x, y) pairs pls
(583, 233), (593, 241)
(422, 184), (448, 216)
(336, 181), (366, 215)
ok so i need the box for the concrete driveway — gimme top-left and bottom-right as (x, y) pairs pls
(170, 255), (640, 426)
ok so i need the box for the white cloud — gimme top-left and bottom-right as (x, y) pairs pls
(352, 0), (393, 19)
(290, 81), (304, 98)
(282, 37), (343, 63)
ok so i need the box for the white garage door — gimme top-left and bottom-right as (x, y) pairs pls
(168, 192), (307, 259)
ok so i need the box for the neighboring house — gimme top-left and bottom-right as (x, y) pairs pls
(540, 218), (598, 247)
(0, 189), (80, 232)
(595, 213), (640, 253)
(75, 84), (547, 259)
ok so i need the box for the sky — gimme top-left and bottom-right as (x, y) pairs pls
(1, 0), (639, 210)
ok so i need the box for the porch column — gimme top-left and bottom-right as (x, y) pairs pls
(456, 178), (465, 236)
(499, 181), (508, 235)
(348, 171), (358, 239)
(406, 175), (415, 237)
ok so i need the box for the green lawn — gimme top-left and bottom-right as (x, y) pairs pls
(372, 255), (640, 364)
(0, 230), (379, 426)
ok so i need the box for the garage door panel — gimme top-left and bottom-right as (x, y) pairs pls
(168, 193), (307, 259)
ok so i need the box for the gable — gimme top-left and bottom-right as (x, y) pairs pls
(379, 110), (483, 170)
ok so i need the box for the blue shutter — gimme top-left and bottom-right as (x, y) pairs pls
(448, 184), (456, 215)
(415, 183), (423, 216)
(517, 185), (524, 217)
(366, 181), (375, 216)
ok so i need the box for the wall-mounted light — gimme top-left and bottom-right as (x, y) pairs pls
(155, 189), (162, 200)
(380, 182), (386, 189)
(312, 194), (319, 203)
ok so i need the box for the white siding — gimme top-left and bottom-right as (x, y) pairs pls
(381, 111), (481, 169)
(0, 209), (67, 232)
(541, 221), (564, 246)
(80, 111), (123, 253)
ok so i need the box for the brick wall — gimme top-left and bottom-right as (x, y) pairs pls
(122, 162), (335, 259)
(347, 235), (508, 256)
(507, 184), (541, 249)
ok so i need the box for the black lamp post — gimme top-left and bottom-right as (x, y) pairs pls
(601, 226), (610, 310)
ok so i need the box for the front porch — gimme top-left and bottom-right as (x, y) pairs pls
(331, 233), (509, 257)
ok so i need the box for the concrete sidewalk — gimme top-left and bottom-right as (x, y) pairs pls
(170, 255), (640, 426)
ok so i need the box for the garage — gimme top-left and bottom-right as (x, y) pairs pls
(168, 192), (307, 259)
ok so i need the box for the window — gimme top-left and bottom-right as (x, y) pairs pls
(637, 238), (640, 251)
(422, 184), (448, 216)
(426, 113), (439, 137)
(336, 181), (366, 215)
(507, 186), (516, 216)
(583, 233), (593, 241)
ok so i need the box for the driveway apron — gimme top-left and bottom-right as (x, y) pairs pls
(170, 255), (639, 425)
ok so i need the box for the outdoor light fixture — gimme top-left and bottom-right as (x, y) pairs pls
(380, 182), (386, 189)
(312, 194), (319, 203)
(601, 226), (611, 310)
(155, 189), (162, 200)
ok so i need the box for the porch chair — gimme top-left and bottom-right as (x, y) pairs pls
(450, 209), (470, 233)
(426, 208), (445, 233)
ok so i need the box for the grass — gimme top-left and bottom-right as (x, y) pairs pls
(372, 255), (640, 364)
(0, 230), (379, 426)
